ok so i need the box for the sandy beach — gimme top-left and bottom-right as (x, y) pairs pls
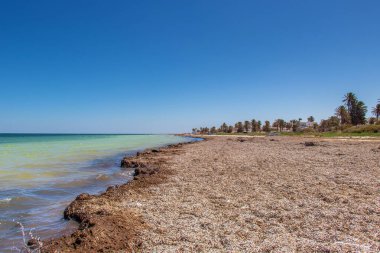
(42, 136), (380, 252)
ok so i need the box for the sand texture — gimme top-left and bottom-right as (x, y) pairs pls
(43, 137), (380, 252)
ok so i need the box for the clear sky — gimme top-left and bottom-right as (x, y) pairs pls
(1, 0), (379, 133)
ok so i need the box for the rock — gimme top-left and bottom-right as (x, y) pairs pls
(75, 193), (91, 201)
(134, 167), (159, 177)
(106, 186), (115, 192)
(151, 149), (160, 153)
(79, 219), (96, 230)
(105, 185), (120, 193)
(64, 193), (95, 221)
(27, 239), (41, 249)
(75, 237), (82, 245)
(304, 142), (316, 146)
(120, 159), (146, 168)
(64, 200), (87, 221)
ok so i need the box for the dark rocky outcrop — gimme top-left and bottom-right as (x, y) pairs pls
(64, 194), (93, 222)
(121, 159), (146, 168)
(134, 167), (159, 177)
(27, 238), (41, 250)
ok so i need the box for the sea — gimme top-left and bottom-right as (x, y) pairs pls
(0, 134), (195, 252)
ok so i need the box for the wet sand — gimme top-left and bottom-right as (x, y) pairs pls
(42, 136), (380, 252)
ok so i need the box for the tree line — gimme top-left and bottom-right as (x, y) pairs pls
(192, 92), (380, 134)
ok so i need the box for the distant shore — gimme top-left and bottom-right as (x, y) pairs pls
(41, 136), (379, 252)
(190, 133), (380, 142)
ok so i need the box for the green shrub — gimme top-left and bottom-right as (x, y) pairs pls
(301, 127), (316, 133)
(340, 124), (353, 131)
(343, 125), (380, 133)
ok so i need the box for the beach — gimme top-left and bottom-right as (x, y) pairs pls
(42, 136), (380, 252)
(3, 1), (380, 252)
(0, 134), (192, 252)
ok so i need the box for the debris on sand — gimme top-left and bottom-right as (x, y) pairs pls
(134, 167), (159, 177)
(42, 137), (380, 252)
(304, 141), (316, 146)
(42, 143), (190, 252)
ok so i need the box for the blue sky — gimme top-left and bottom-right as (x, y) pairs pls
(1, 0), (379, 133)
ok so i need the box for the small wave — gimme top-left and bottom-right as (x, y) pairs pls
(1, 195), (46, 209)
(95, 174), (110, 181)
(33, 189), (68, 196)
(55, 179), (91, 188)
(116, 171), (134, 177)
(0, 197), (12, 203)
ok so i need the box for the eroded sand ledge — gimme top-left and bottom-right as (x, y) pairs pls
(43, 136), (380, 252)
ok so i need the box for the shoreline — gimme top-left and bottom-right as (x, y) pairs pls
(38, 135), (379, 252)
(39, 139), (202, 252)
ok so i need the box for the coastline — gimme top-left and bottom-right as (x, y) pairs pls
(40, 139), (202, 252)
(39, 135), (379, 252)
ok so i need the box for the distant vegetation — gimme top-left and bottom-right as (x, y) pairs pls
(192, 92), (380, 136)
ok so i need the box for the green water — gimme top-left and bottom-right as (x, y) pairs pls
(0, 134), (193, 252)
(0, 134), (185, 189)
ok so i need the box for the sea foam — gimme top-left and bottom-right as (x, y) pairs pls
(0, 198), (12, 203)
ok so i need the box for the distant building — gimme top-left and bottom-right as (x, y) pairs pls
(299, 122), (310, 130)
(299, 122), (309, 129)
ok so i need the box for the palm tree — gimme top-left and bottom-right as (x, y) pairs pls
(272, 120), (279, 131)
(235, 122), (244, 133)
(372, 101), (380, 121)
(273, 119), (285, 132)
(263, 121), (271, 132)
(343, 92), (358, 113)
(290, 119), (299, 132)
(244, 121), (251, 133)
(342, 92), (368, 125)
(307, 116), (314, 122)
(251, 119), (257, 132)
(220, 122), (228, 133)
(278, 119), (285, 132)
(356, 101), (367, 125)
(335, 105), (350, 125)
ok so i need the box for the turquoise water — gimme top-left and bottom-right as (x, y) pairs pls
(0, 134), (193, 252)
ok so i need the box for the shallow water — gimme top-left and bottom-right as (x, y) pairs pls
(0, 134), (192, 252)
